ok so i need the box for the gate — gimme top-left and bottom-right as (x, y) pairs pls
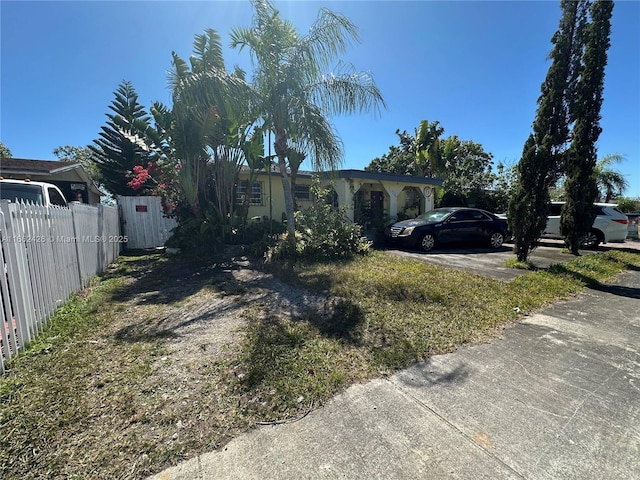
(117, 196), (177, 249)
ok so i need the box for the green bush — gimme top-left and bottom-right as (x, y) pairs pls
(231, 218), (286, 244)
(234, 218), (287, 258)
(165, 208), (224, 256)
(266, 181), (372, 262)
(615, 197), (639, 213)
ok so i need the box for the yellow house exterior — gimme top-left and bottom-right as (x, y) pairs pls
(237, 168), (442, 226)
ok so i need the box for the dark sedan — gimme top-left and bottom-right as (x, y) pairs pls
(384, 207), (510, 252)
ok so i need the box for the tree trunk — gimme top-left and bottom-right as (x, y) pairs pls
(275, 133), (296, 235)
(278, 156), (295, 235)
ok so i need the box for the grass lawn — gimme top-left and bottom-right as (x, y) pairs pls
(1, 249), (639, 479)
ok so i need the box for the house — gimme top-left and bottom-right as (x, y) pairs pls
(237, 168), (442, 227)
(0, 158), (102, 204)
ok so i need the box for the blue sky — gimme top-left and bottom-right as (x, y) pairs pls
(2, 1), (639, 198)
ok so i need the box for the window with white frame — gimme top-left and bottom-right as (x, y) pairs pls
(294, 183), (311, 201)
(236, 181), (263, 205)
(404, 187), (420, 209)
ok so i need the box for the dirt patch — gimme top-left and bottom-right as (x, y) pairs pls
(1, 251), (339, 480)
(114, 254), (333, 367)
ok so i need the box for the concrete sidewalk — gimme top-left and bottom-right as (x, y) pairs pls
(151, 270), (640, 480)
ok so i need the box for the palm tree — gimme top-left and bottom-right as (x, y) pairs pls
(593, 153), (629, 202)
(159, 29), (255, 220)
(287, 146), (306, 210)
(415, 119), (445, 178)
(231, 0), (386, 235)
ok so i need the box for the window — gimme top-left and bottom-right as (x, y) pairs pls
(1, 184), (44, 204)
(294, 184), (311, 201)
(404, 188), (419, 209)
(48, 187), (68, 207)
(470, 210), (491, 221)
(236, 181), (263, 206)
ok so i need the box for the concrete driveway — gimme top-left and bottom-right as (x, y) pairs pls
(386, 239), (640, 281)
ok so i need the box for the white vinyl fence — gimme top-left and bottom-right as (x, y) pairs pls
(117, 196), (177, 249)
(0, 201), (120, 373)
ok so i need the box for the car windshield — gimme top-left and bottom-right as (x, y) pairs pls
(416, 209), (453, 222)
(0, 184), (44, 204)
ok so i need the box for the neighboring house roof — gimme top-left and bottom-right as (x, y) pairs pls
(0, 157), (102, 197)
(0, 158), (81, 175)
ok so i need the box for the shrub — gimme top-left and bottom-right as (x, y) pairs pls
(266, 180), (372, 262)
(615, 197), (639, 213)
(233, 218), (287, 258)
(231, 218), (286, 245)
(165, 208), (224, 256)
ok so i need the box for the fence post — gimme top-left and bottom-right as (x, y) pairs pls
(97, 205), (105, 274)
(0, 202), (36, 348)
(70, 203), (85, 289)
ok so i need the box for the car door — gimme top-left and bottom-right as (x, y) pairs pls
(439, 210), (477, 245)
(470, 210), (496, 242)
(544, 203), (563, 238)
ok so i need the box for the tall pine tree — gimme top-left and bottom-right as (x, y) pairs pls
(561, 0), (613, 254)
(509, 0), (584, 262)
(90, 81), (152, 196)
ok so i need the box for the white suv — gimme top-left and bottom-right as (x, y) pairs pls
(0, 179), (68, 207)
(543, 201), (628, 247)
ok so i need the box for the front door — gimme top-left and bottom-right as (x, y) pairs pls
(363, 191), (384, 229)
(370, 191), (383, 210)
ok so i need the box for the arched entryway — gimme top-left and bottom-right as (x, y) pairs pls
(353, 183), (389, 229)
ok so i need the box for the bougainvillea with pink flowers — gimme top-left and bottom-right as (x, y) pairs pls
(127, 159), (187, 218)
(127, 164), (152, 191)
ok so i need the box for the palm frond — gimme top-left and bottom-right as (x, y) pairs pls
(190, 29), (225, 73)
(296, 8), (359, 72)
(168, 52), (190, 91)
(308, 67), (386, 117)
(286, 99), (343, 171)
(229, 26), (255, 53)
(597, 153), (625, 168)
(594, 153), (629, 200)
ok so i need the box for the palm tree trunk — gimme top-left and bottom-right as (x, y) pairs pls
(275, 133), (296, 235)
(277, 155), (296, 235)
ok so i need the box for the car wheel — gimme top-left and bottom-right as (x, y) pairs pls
(580, 229), (602, 249)
(419, 233), (435, 252)
(489, 231), (505, 249)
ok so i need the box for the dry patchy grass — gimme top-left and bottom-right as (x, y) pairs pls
(1, 249), (639, 479)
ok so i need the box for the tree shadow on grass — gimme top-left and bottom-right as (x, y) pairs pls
(547, 264), (640, 300)
(114, 320), (176, 343)
(305, 298), (365, 345)
(240, 316), (305, 391)
(108, 253), (368, 348)
(265, 260), (334, 294)
(105, 253), (247, 305)
(105, 253), (260, 343)
(237, 301), (367, 399)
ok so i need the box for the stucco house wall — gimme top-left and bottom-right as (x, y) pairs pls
(237, 168), (442, 226)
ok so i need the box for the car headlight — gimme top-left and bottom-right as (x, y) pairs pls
(402, 226), (415, 235)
